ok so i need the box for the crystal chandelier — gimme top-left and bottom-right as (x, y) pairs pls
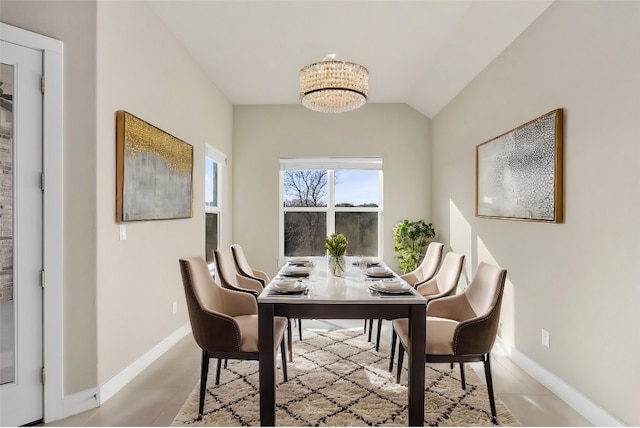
(300, 54), (369, 113)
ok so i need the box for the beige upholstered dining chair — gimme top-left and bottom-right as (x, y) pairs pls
(392, 262), (507, 424)
(231, 244), (270, 286)
(231, 243), (295, 362)
(178, 257), (288, 420)
(214, 247), (263, 297)
(214, 247), (269, 369)
(367, 241), (446, 349)
(388, 251), (465, 371)
(400, 241), (445, 287)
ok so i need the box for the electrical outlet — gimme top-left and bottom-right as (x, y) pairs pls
(541, 329), (550, 348)
(172, 301), (178, 315)
(119, 224), (127, 240)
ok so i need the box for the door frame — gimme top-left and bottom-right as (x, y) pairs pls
(0, 23), (64, 422)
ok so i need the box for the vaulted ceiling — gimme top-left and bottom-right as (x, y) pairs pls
(147, 0), (554, 119)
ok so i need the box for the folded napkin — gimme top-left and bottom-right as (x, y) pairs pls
(289, 261), (314, 267)
(287, 266), (312, 273)
(374, 279), (406, 290)
(366, 267), (393, 277)
(273, 279), (298, 289)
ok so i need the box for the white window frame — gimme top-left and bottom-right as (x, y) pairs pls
(279, 157), (383, 265)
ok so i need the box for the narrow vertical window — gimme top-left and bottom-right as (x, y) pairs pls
(205, 147), (226, 262)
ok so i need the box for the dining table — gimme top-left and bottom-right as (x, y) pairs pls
(257, 256), (427, 426)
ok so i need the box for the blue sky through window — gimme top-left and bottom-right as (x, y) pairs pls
(335, 170), (379, 206)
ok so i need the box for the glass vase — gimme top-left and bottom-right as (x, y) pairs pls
(329, 255), (346, 277)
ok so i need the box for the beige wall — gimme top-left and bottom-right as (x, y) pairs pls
(431, 1), (640, 425)
(95, 1), (232, 385)
(232, 104), (431, 277)
(1, 0), (99, 394)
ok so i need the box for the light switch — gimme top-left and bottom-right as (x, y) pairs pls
(541, 329), (550, 348)
(119, 224), (127, 240)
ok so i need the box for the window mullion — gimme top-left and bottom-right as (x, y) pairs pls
(327, 169), (335, 235)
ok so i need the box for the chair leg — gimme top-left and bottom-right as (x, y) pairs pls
(396, 344), (404, 383)
(198, 350), (209, 420)
(280, 337), (288, 382)
(224, 359), (228, 369)
(298, 318), (303, 341)
(363, 319), (368, 334)
(375, 319), (383, 352)
(388, 329), (397, 372)
(215, 358), (222, 385)
(459, 363), (466, 389)
(367, 319), (373, 342)
(483, 354), (498, 424)
(287, 318), (293, 362)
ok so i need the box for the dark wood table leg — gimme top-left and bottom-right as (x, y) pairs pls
(258, 303), (275, 426)
(408, 303), (426, 426)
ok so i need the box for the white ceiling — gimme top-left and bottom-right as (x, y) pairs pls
(147, 0), (554, 119)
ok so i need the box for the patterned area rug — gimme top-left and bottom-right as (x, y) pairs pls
(172, 328), (519, 427)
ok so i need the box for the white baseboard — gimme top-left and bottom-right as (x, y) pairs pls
(99, 323), (191, 404)
(58, 323), (191, 421)
(61, 387), (99, 419)
(495, 337), (625, 427)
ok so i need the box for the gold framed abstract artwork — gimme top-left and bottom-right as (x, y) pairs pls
(476, 108), (563, 223)
(116, 111), (193, 222)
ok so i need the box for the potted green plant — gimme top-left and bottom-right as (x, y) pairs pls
(392, 220), (436, 274)
(325, 233), (348, 276)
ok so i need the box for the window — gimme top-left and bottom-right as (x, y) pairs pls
(205, 146), (226, 262)
(280, 158), (383, 260)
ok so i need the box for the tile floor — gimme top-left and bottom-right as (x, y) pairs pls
(45, 319), (592, 427)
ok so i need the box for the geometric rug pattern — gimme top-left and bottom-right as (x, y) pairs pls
(171, 328), (519, 427)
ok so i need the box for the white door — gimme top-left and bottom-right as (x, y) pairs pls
(0, 40), (44, 426)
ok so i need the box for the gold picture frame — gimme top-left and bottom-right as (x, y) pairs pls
(116, 111), (193, 222)
(476, 108), (563, 223)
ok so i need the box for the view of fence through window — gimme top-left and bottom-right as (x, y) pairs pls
(283, 168), (381, 257)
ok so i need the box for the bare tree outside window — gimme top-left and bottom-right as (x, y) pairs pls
(284, 212), (326, 256)
(336, 212), (377, 256)
(283, 170), (328, 207)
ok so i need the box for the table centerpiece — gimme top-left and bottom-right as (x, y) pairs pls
(325, 233), (348, 276)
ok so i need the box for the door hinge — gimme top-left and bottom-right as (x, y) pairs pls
(41, 76), (45, 94)
(42, 367), (46, 385)
(41, 270), (45, 288)
(40, 172), (45, 191)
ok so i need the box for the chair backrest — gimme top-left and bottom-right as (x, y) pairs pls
(215, 247), (263, 295)
(215, 247), (243, 290)
(431, 252), (465, 296)
(466, 262), (506, 317)
(417, 241), (445, 283)
(178, 257), (231, 350)
(179, 256), (224, 314)
(417, 251), (464, 298)
(231, 244), (263, 285)
(455, 262), (507, 355)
